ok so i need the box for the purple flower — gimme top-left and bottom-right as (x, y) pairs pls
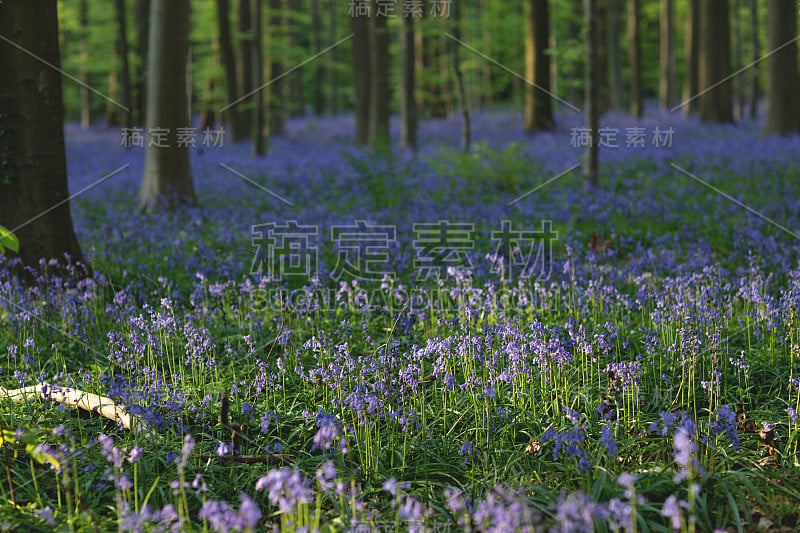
(34, 507), (55, 526)
(238, 493), (261, 529)
(601, 424), (617, 457)
(660, 494), (682, 530)
(216, 442), (231, 457)
(128, 446), (142, 463)
(315, 461), (337, 491)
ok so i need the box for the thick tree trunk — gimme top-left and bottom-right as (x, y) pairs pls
(216, 0), (244, 140)
(627, 0), (642, 118)
(135, 0), (150, 126)
(748, 0), (759, 119)
(351, 9), (371, 145)
(267, 0), (285, 136)
(566, 0), (582, 106)
(659, 0), (676, 109)
(698, 0), (734, 122)
(138, 0), (196, 211)
(79, 0), (91, 129)
(606, 0), (624, 111)
(584, 0), (600, 189)
(235, 0), (253, 133)
(682, 0), (700, 115)
(252, 0), (266, 155)
(400, 0), (418, 150)
(369, 2), (390, 151)
(524, 0), (554, 131)
(764, 0), (800, 135)
(0, 3), (85, 268)
(115, 0), (133, 131)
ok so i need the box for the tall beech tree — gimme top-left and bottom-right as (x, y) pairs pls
(0, 2), (84, 268)
(138, 0), (196, 211)
(764, 0), (800, 135)
(698, 0), (734, 122)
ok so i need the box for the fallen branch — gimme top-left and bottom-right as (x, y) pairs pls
(0, 383), (152, 436)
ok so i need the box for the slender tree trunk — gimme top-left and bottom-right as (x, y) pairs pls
(524, 0), (554, 131)
(659, 0), (677, 109)
(400, 0), (418, 150)
(311, 0), (324, 116)
(595, 0), (609, 113)
(731, 0), (745, 120)
(627, 0), (642, 118)
(328, 0), (338, 114)
(351, 7), (371, 144)
(584, 0), (600, 189)
(369, 1), (390, 150)
(699, 0), (734, 122)
(286, 0), (304, 117)
(198, 37), (219, 133)
(252, 0), (266, 154)
(236, 0), (253, 133)
(764, 0), (800, 135)
(0, 2), (85, 269)
(105, 68), (119, 126)
(267, 0), (285, 136)
(682, 0), (700, 115)
(748, 0), (760, 119)
(135, 0), (150, 126)
(451, 0), (470, 151)
(216, 0), (244, 140)
(138, 0), (196, 211)
(79, 0), (91, 129)
(481, 0), (493, 108)
(607, 0), (624, 111)
(114, 0), (133, 131)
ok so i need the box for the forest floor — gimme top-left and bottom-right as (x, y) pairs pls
(1, 109), (800, 531)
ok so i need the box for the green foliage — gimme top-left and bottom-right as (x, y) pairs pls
(0, 225), (19, 254)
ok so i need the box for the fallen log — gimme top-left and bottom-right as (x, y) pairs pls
(0, 383), (152, 436)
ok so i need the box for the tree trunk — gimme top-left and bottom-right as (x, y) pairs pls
(659, 0), (676, 109)
(369, 1), (390, 151)
(198, 37), (219, 133)
(0, 2), (85, 269)
(252, 0), (266, 155)
(216, 0), (244, 140)
(235, 0), (253, 133)
(698, 0), (734, 122)
(451, 0), (470, 151)
(764, 0), (800, 135)
(135, 0), (150, 126)
(606, 0), (624, 111)
(682, 0), (699, 115)
(311, 0), (324, 116)
(328, 0), (338, 114)
(115, 0), (133, 131)
(748, 0), (759, 119)
(481, 0), (493, 108)
(105, 67), (119, 126)
(138, 0), (196, 211)
(79, 0), (91, 129)
(595, 0), (609, 114)
(267, 0), (285, 136)
(351, 8), (370, 145)
(732, 0), (745, 119)
(400, 0), (418, 150)
(627, 0), (642, 118)
(524, 0), (554, 131)
(286, 0), (304, 117)
(584, 0), (600, 189)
